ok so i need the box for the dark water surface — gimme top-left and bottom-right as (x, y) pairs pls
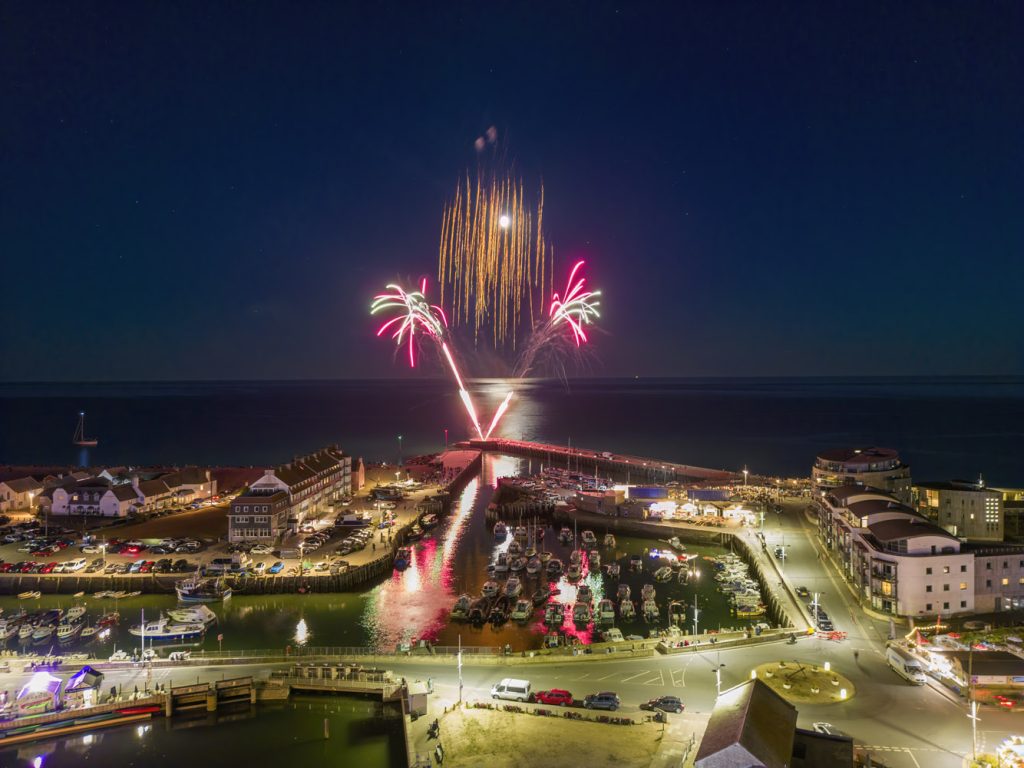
(1, 377), (1022, 484)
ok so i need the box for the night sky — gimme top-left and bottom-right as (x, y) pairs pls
(2, 3), (1021, 381)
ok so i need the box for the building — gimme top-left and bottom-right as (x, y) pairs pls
(133, 478), (173, 513)
(161, 468), (217, 501)
(816, 485), (1024, 618)
(914, 479), (1003, 542)
(53, 478), (140, 518)
(943, 651), (1024, 690)
(227, 491), (290, 541)
(228, 446), (351, 542)
(694, 679), (853, 768)
(0, 477), (44, 513)
(812, 447), (912, 504)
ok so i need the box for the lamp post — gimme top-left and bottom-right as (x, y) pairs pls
(743, 466), (749, 487)
(715, 663), (725, 696)
(968, 700), (979, 762)
(397, 435), (403, 471)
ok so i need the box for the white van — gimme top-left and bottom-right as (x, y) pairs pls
(490, 678), (531, 702)
(886, 645), (926, 685)
(63, 558), (87, 572)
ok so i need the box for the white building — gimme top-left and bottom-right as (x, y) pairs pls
(812, 447), (912, 504)
(0, 477), (44, 513)
(914, 479), (1003, 542)
(50, 479), (140, 518)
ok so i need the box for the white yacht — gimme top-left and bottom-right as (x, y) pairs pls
(572, 602), (592, 624)
(166, 605), (218, 625)
(129, 617), (205, 641)
(581, 530), (597, 547)
(504, 577), (523, 598)
(597, 599), (616, 624)
(619, 599), (636, 620)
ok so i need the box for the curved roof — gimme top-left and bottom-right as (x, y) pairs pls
(817, 447), (901, 463)
(868, 517), (956, 543)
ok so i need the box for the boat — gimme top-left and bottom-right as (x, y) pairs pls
(94, 591), (112, 599)
(669, 601), (686, 625)
(17, 592), (41, 600)
(558, 527), (573, 544)
(509, 557), (526, 573)
(32, 626), (55, 643)
(526, 557), (542, 575)
(451, 594), (473, 620)
(544, 603), (565, 625)
(601, 627), (625, 643)
(619, 599), (636, 620)
(641, 584), (656, 601)
(420, 513), (438, 529)
(677, 569), (690, 584)
(629, 555), (644, 571)
(493, 521), (508, 540)
(507, 540), (523, 556)
(57, 622), (83, 643)
(129, 617), (206, 641)
(166, 605), (217, 625)
(539, 551), (552, 562)
(72, 591), (85, 598)
(0, 621), (21, 641)
(577, 584), (593, 605)
(65, 606), (86, 623)
(511, 599), (532, 621)
(488, 601), (509, 625)
(494, 553), (510, 574)
(97, 612), (120, 627)
(663, 536), (686, 552)
(504, 577), (523, 598)
(546, 558), (563, 576)
(581, 530), (597, 547)
(569, 549), (582, 566)
(393, 547), (413, 571)
(175, 575), (232, 603)
(605, 562), (621, 578)
(531, 588), (551, 606)
(126, 591), (142, 598)
(735, 604), (766, 618)
(616, 584), (631, 601)
(642, 599), (659, 622)
(18, 624), (35, 642)
(573, 602), (592, 624)
(514, 525), (528, 541)
(72, 411), (98, 447)
(654, 566), (673, 582)
(589, 550), (601, 570)
(80, 626), (99, 642)
(481, 581), (500, 598)
(603, 533), (616, 548)
(597, 599), (616, 623)
(525, 545), (537, 559)
(566, 563), (582, 581)
(468, 599), (487, 623)
(405, 524), (424, 541)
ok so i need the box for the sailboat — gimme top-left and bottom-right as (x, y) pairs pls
(73, 412), (98, 447)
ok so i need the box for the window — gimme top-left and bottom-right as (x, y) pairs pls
(943, 584), (950, 592)
(986, 579), (992, 588)
(943, 566), (950, 574)
(987, 562), (993, 570)
(943, 602), (950, 610)
(926, 585), (933, 593)
(960, 601), (967, 608)
(961, 565), (967, 572)
(960, 582), (968, 590)
(926, 567), (933, 575)
(1005, 561), (1010, 569)
(1003, 578), (1010, 586)
(926, 603), (933, 612)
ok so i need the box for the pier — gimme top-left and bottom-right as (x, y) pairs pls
(462, 438), (737, 482)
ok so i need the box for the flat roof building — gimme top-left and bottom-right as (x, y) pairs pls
(914, 479), (1003, 542)
(812, 447), (912, 504)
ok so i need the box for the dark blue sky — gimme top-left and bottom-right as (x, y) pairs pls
(2, 2), (1021, 380)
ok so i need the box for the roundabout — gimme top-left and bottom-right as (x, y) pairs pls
(753, 660), (856, 705)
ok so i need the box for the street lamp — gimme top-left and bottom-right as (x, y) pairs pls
(397, 435), (403, 470)
(743, 466), (749, 487)
(714, 664), (725, 696)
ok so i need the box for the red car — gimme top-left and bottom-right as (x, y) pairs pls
(0, 563), (13, 573)
(40, 562), (58, 574)
(19, 561), (37, 573)
(139, 561), (153, 573)
(534, 689), (574, 706)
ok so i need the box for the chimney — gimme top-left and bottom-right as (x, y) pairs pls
(131, 474), (140, 492)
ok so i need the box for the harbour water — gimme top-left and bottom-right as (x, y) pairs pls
(1, 377), (1022, 484)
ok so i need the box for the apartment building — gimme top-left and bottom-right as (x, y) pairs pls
(914, 479), (1004, 542)
(812, 447), (912, 504)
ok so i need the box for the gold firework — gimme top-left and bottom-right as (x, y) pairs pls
(438, 169), (552, 347)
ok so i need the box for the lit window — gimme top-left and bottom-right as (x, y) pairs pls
(943, 566), (950, 574)
(960, 582), (967, 590)
(1003, 578), (1010, 586)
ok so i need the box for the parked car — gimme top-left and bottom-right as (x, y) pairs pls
(252, 562), (267, 575)
(583, 692), (620, 711)
(250, 544), (273, 555)
(40, 562), (57, 574)
(795, 586), (810, 598)
(534, 689), (573, 706)
(0, 563), (13, 573)
(642, 696), (683, 713)
(268, 561), (284, 574)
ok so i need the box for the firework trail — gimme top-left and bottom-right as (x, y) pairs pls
(512, 260), (601, 378)
(437, 167), (552, 348)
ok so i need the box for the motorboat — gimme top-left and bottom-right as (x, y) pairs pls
(544, 602), (565, 625)
(525, 545), (538, 559)
(581, 530), (597, 547)
(504, 577), (523, 598)
(569, 549), (582, 566)
(493, 521), (508, 540)
(509, 557), (526, 573)
(641, 584), (656, 601)
(601, 627), (625, 643)
(629, 555), (644, 571)
(531, 588), (551, 606)
(605, 562), (621, 578)
(17, 592), (41, 600)
(468, 599), (487, 623)
(514, 525), (528, 541)
(32, 626), (55, 643)
(603, 533), (616, 548)
(420, 513), (438, 529)
(642, 599), (659, 623)
(406, 524), (424, 541)
(175, 574), (232, 603)
(129, 617), (206, 641)
(393, 547), (413, 571)
(0, 621), (20, 641)
(481, 581), (500, 598)
(526, 557), (541, 575)
(166, 605), (217, 625)
(597, 599), (616, 624)
(577, 584), (593, 605)
(94, 591), (112, 599)
(619, 599), (636, 620)
(511, 599), (532, 622)
(677, 569), (690, 584)
(80, 626), (99, 642)
(57, 622), (83, 643)
(617, 584), (631, 601)
(98, 612), (120, 627)
(572, 602), (592, 624)
(507, 540), (523, 556)
(18, 624), (36, 642)
(669, 601), (686, 625)
(654, 567), (673, 582)
(539, 551), (552, 562)
(589, 550), (601, 570)
(488, 601), (509, 625)
(451, 594), (473, 620)
(664, 536), (686, 552)
(494, 553), (510, 574)
(566, 563), (582, 582)
(558, 527), (573, 544)
(546, 558), (563, 576)
(64, 606), (86, 623)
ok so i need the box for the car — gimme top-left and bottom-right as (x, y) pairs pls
(80, 545), (101, 554)
(642, 696), (683, 713)
(139, 562), (153, 574)
(149, 546), (170, 555)
(795, 586), (810, 598)
(268, 561), (284, 574)
(583, 692), (620, 711)
(250, 544), (273, 555)
(534, 689), (574, 706)
(115, 563), (130, 574)
(104, 563), (120, 574)
(0, 563), (13, 573)
(85, 562), (103, 574)
(995, 695), (1017, 709)
(252, 561), (267, 574)
(773, 546), (786, 560)
(313, 561), (330, 572)
(40, 562), (57, 574)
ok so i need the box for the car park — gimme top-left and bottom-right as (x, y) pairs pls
(642, 696), (683, 713)
(534, 689), (573, 706)
(583, 692), (620, 711)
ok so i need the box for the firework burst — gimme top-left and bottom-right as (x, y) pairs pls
(370, 279), (448, 367)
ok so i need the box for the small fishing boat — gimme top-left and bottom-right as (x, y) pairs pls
(663, 536), (686, 552)
(129, 617), (206, 641)
(581, 530), (597, 547)
(493, 521), (508, 540)
(32, 625), (55, 643)
(57, 622), (83, 643)
(507, 540), (523, 556)
(526, 557), (542, 575)
(509, 557), (526, 573)
(94, 591), (112, 599)
(468, 599), (487, 623)
(531, 588), (551, 606)
(617, 584), (631, 601)
(603, 533), (616, 548)
(566, 563), (582, 581)
(488, 601), (509, 625)
(641, 584), (656, 601)
(98, 612), (120, 627)
(504, 577), (523, 599)
(17, 592), (41, 600)
(544, 603), (565, 625)
(539, 551), (552, 562)
(546, 558), (563, 577)
(72, 591), (85, 598)
(597, 599), (616, 624)
(494, 553), (510, 574)
(619, 599), (636, 620)
(668, 601), (686, 625)
(558, 527), (573, 544)
(677, 569), (690, 585)
(569, 549), (582, 566)
(166, 605), (217, 625)
(572, 602), (592, 624)
(405, 524), (424, 541)
(65, 606), (87, 623)
(420, 513), (438, 529)
(481, 580), (500, 598)
(451, 594), (473, 620)
(510, 599), (532, 622)
(629, 555), (644, 572)
(393, 547), (413, 571)
(654, 566), (673, 582)
(605, 562), (621, 578)
(577, 584), (593, 605)
(80, 626), (99, 642)
(589, 550), (601, 570)
(514, 526), (528, 541)
(525, 545), (537, 559)
(642, 599), (659, 623)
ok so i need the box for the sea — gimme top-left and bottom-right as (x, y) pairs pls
(1, 377), (1022, 484)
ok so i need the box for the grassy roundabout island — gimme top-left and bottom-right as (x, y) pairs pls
(753, 661), (856, 705)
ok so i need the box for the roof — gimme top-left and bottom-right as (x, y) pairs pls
(944, 651), (1024, 677)
(231, 490), (288, 510)
(847, 498), (916, 517)
(828, 485), (889, 502)
(112, 485), (140, 502)
(817, 446), (901, 464)
(867, 517), (957, 542)
(136, 479), (170, 498)
(695, 679), (797, 768)
(916, 480), (998, 494)
(3, 477), (43, 493)
(161, 467), (210, 488)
